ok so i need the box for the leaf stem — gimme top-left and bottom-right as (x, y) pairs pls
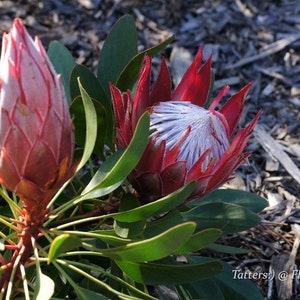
(0, 187), (21, 218)
(60, 258), (156, 300)
(56, 259), (148, 300)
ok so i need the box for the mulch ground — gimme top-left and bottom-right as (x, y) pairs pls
(1, 0), (300, 299)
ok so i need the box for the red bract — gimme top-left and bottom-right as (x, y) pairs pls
(0, 19), (75, 223)
(110, 47), (261, 203)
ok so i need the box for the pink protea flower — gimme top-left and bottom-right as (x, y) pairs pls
(110, 47), (261, 203)
(0, 19), (75, 223)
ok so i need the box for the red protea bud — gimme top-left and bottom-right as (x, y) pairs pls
(0, 19), (75, 222)
(111, 47), (262, 203)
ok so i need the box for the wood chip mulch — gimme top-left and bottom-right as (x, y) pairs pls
(1, 0), (300, 299)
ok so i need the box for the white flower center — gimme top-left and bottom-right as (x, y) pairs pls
(150, 101), (230, 170)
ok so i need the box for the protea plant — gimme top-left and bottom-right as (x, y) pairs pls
(110, 47), (261, 203)
(0, 18), (75, 224)
(0, 18), (76, 294)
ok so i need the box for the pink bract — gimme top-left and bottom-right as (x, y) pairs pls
(0, 19), (75, 222)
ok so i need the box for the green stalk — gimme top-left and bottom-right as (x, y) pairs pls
(60, 259), (156, 300)
(19, 264), (30, 300)
(5, 245), (24, 299)
(0, 188), (21, 218)
(56, 259), (151, 300)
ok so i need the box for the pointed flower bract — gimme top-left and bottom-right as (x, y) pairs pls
(111, 47), (261, 203)
(0, 19), (75, 222)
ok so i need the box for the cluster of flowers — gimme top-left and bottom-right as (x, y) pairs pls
(0, 17), (262, 299)
(0, 19), (260, 220)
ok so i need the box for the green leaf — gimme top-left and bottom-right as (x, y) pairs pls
(84, 231), (132, 247)
(48, 234), (81, 263)
(110, 181), (196, 222)
(75, 287), (108, 300)
(102, 222), (196, 262)
(183, 202), (261, 234)
(177, 281), (224, 300)
(70, 96), (106, 159)
(208, 243), (249, 254)
(47, 41), (76, 103)
(75, 79), (98, 172)
(116, 35), (175, 91)
(35, 267), (55, 300)
(70, 64), (114, 149)
(143, 209), (184, 238)
(181, 256), (264, 300)
(114, 194), (146, 238)
(190, 189), (268, 213)
(97, 15), (138, 96)
(173, 228), (222, 254)
(80, 113), (150, 199)
(116, 259), (223, 285)
(214, 262), (264, 300)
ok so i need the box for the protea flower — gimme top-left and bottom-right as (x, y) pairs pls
(0, 19), (75, 223)
(110, 47), (261, 203)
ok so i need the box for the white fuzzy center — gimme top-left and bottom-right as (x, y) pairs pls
(150, 101), (229, 170)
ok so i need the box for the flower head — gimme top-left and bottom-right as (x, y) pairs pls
(110, 47), (261, 203)
(0, 19), (75, 221)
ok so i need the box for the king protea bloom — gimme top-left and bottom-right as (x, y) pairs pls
(0, 19), (75, 222)
(110, 47), (261, 203)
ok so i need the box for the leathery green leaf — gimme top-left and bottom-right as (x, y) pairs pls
(70, 96), (106, 159)
(35, 267), (55, 300)
(48, 40), (75, 103)
(97, 15), (138, 96)
(116, 35), (175, 91)
(116, 259), (223, 285)
(208, 243), (249, 254)
(114, 194), (146, 238)
(75, 78), (98, 172)
(80, 113), (149, 199)
(185, 257), (264, 300)
(109, 181), (196, 222)
(190, 189), (268, 213)
(183, 202), (261, 234)
(101, 222), (196, 262)
(173, 228), (223, 254)
(70, 64), (114, 149)
(48, 234), (81, 263)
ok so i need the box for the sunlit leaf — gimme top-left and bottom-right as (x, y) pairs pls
(110, 181), (196, 222)
(0, 239), (5, 251)
(48, 234), (81, 263)
(97, 15), (138, 96)
(70, 95), (106, 158)
(80, 112), (150, 199)
(75, 79), (98, 172)
(35, 267), (55, 300)
(101, 222), (196, 262)
(173, 228), (222, 254)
